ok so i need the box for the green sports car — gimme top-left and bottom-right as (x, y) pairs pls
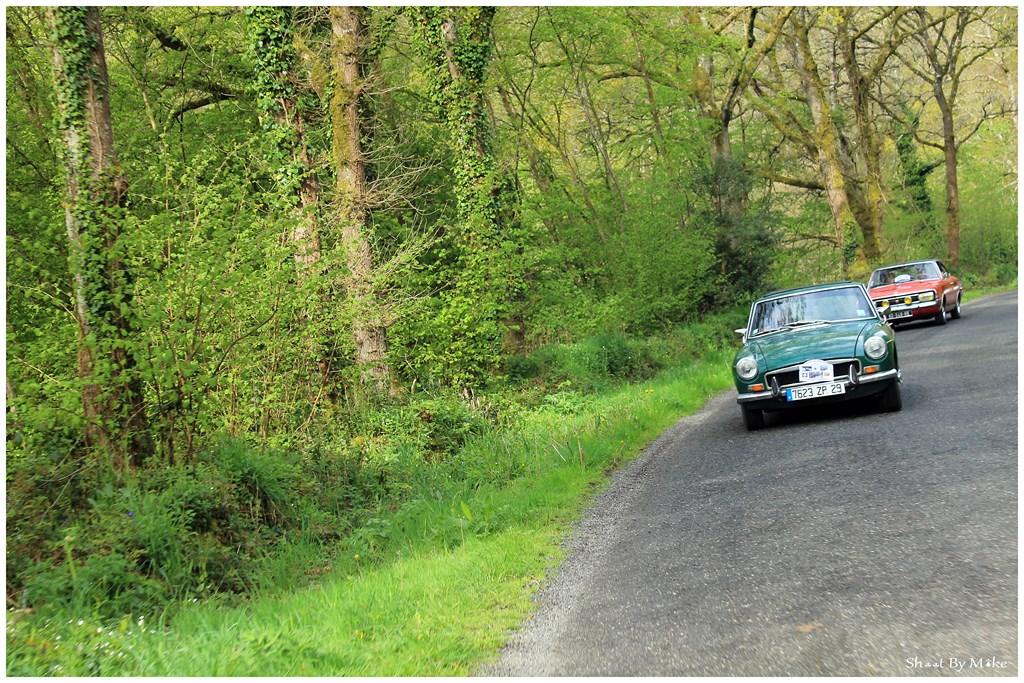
(732, 282), (902, 430)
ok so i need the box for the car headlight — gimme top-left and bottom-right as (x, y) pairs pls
(735, 356), (758, 380)
(919, 291), (936, 302)
(864, 335), (887, 360)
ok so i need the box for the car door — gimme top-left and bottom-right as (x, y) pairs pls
(936, 261), (959, 309)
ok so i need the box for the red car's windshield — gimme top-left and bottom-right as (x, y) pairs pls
(869, 262), (941, 287)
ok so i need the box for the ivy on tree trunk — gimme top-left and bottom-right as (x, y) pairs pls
(48, 6), (151, 470)
(411, 6), (523, 389)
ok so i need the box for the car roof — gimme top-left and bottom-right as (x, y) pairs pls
(870, 260), (937, 273)
(753, 281), (864, 304)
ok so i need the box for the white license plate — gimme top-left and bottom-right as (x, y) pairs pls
(786, 382), (846, 401)
(886, 310), (913, 319)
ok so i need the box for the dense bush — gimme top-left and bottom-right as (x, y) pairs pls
(6, 309), (751, 622)
(6, 438), (375, 617)
(506, 331), (664, 392)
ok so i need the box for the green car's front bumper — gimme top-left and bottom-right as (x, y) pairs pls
(736, 366), (901, 410)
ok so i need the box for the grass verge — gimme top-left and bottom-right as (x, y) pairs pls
(961, 281), (1017, 304)
(7, 349), (735, 676)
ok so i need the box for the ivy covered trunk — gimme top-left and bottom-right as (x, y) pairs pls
(246, 6), (323, 277)
(412, 6), (522, 389)
(894, 107), (938, 230)
(329, 6), (393, 395)
(48, 6), (151, 470)
(246, 7), (333, 389)
(834, 8), (916, 265)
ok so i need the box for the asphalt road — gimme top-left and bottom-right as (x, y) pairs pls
(483, 290), (1018, 676)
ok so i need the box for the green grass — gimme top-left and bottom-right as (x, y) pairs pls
(119, 526), (568, 676)
(962, 280), (1017, 304)
(7, 350), (735, 676)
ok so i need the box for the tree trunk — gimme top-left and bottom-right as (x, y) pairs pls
(836, 11), (886, 262)
(246, 7), (330, 388)
(289, 114), (323, 274)
(791, 10), (866, 277)
(330, 6), (393, 395)
(936, 89), (961, 268)
(412, 6), (521, 387)
(49, 6), (151, 470)
(893, 107), (938, 233)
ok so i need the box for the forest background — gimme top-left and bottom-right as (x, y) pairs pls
(5, 5), (1018, 675)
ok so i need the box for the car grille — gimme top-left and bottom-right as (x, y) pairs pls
(872, 291), (932, 308)
(766, 359), (860, 389)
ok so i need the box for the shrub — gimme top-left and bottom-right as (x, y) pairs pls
(7, 439), (345, 617)
(505, 331), (666, 394)
(990, 262), (1017, 286)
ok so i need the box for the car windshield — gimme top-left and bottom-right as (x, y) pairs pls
(869, 262), (941, 287)
(748, 286), (875, 337)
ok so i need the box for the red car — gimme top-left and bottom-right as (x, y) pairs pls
(867, 260), (963, 325)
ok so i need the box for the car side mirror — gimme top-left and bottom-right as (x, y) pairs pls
(734, 328), (747, 342)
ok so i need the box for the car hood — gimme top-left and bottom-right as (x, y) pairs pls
(869, 279), (941, 297)
(747, 320), (875, 367)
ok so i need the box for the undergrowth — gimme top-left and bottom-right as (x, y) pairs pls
(7, 311), (745, 675)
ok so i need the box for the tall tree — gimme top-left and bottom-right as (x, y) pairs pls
(330, 6), (393, 394)
(246, 6), (333, 391)
(688, 7), (792, 219)
(491, 8), (603, 241)
(788, 8), (864, 274)
(48, 6), (151, 470)
(751, 8), (915, 272)
(247, 6), (323, 277)
(411, 6), (520, 388)
(892, 105), (941, 233)
(833, 7), (915, 262)
(894, 7), (1014, 268)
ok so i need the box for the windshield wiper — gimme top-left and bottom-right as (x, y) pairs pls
(751, 319), (831, 336)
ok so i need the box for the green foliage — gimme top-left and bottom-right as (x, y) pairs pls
(8, 437), (377, 618)
(48, 7), (95, 134)
(7, 338), (738, 676)
(700, 157), (782, 302)
(956, 120), (1018, 277)
(406, 7), (526, 388)
(507, 331), (665, 393)
(5, 7), (1017, 671)
(6, 612), (165, 676)
(769, 200), (845, 289)
(244, 6), (324, 209)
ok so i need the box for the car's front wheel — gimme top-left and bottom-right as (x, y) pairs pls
(950, 295), (962, 320)
(877, 379), (902, 412)
(741, 405), (765, 430)
(934, 305), (948, 325)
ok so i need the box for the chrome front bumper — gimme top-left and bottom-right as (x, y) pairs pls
(873, 299), (940, 318)
(736, 368), (901, 404)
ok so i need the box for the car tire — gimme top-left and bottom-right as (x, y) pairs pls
(950, 295), (962, 320)
(878, 379), (902, 412)
(741, 405), (765, 431)
(934, 304), (947, 325)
